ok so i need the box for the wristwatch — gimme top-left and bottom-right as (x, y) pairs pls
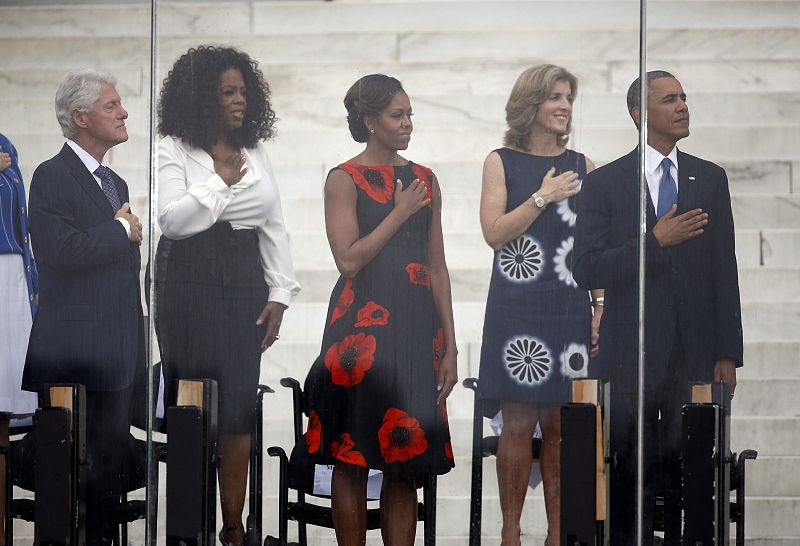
(531, 192), (546, 209)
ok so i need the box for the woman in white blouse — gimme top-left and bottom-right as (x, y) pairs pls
(155, 46), (300, 546)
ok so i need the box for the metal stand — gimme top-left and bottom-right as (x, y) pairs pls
(682, 381), (758, 545)
(166, 378), (219, 546)
(35, 384), (87, 546)
(246, 384), (274, 546)
(559, 380), (609, 546)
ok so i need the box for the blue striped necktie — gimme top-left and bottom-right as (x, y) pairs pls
(656, 157), (677, 219)
(94, 165), (122, 211)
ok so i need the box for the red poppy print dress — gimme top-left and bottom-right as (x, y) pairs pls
(303, 161), (454, 476)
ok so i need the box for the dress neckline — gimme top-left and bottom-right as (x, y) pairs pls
(502, 146), (570, 159)
(342, 160), (412, 169)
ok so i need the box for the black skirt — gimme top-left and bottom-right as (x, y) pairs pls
(154, 222), (268, 434)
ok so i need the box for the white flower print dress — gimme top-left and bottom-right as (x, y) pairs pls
(479, 148), (593, 406)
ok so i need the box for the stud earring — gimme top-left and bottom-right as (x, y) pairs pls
(370, 129), (375, 134)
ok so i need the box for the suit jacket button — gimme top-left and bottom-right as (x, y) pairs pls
(29, 294), (34, 301)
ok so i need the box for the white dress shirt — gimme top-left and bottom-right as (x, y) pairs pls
(66, 140), (131, 236)
(157, 136), (300, 306)
(644, 144), (679, 214)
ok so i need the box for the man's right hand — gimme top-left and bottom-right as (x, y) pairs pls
(652, 206), (708, 247)
(115, 202), (143, 244)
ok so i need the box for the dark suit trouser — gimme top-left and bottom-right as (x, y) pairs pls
(609, 339), (688, 545)
(84, 387), (132, 546)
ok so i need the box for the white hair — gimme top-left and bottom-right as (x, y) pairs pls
(55, 69), (118, 139)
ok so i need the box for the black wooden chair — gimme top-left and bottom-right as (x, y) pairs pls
(462, 377), (542, 546)
(2, 384), (154, 546)
(264, 377), (437, 546)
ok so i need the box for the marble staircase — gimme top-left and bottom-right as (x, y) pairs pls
(1, 1), (798, 544)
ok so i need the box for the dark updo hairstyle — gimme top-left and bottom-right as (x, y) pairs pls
(344, 74), (405, 143)
(158, 45), (276, 150)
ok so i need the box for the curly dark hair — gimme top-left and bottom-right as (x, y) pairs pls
(344, 74), (405, 143)
(158, 45), (276, 150)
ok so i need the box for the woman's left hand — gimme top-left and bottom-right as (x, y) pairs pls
(257, 301), (287, 352)
(436, 350), (458, 405)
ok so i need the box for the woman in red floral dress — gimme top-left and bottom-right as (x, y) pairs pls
(303, 74), (458, 545)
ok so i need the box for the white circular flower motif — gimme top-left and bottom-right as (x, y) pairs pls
(497, 235), (543, 283)
(556, 195), (578, 227)
(553, 236), (577, 288)
(560, 342), (589, 379)
(504, 336), (551, 385)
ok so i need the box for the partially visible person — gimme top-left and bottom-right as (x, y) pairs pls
(23, 69), (144, 545)
(477, 64), (601, 546)
(0, 132), (39, 545)
(155, 45), (300, 546)
(303, 74), (457, 546)
(573, 70), (742, 544)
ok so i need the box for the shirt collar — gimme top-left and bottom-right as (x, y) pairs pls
(66, 140), (103, 175)
(645, 144), (678, 175)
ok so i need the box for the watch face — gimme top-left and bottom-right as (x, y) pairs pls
(534, 195), (545, 208)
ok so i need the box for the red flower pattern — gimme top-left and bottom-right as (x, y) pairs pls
(306, 410), (321, 453)
(444, 441), (454, 460)
(411, 164), (434, 203)
(340, 163), (394, 204)
(378, 408), (428, 463)
(330, 433), (367, 467)
(353, 300), (390, 328)
(329, 278), (355, 326)
(405, 263), (430, 287)
(324, 332), (376, 387)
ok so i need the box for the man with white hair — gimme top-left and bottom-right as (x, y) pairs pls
(23, 69), (144, 544)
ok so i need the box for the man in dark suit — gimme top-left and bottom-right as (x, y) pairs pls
(23, 69), (144, 545)
(573, 71), (743, 544)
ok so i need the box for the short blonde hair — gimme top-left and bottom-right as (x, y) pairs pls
(503, 64), (578, 150)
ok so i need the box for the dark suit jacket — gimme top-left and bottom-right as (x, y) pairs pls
(573, 148), (743, 392)
(23, 143), (143, 392)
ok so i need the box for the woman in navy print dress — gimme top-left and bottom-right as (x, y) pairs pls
(478, 65), (603, 546)
(303, 74), (457, 546)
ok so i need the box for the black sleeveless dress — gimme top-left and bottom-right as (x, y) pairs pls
(303, 161), (454, 475)
(479, 148), (593, 408)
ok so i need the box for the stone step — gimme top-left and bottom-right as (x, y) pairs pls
(439, 453), (800, 498)
(10, 123), (799, 167)
(11, 157), (794, 224)
(286, 229), (766, 270)
(3, 0), (800, 39)
(261, 60), (800, 98)
(258, 340), (800, 384)
(250, 1), (800, 35)
(290, 266), (800, 305)
(762, 230), (800, 267)
(6, 89), (798, 139)
(2, 27), (798, 75)
(280, 194), (800, 234)
(253, 407), (799, 460)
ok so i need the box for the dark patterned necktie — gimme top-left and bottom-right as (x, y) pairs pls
(656, 157), (677, 219)
(94, 165), (122, 211)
